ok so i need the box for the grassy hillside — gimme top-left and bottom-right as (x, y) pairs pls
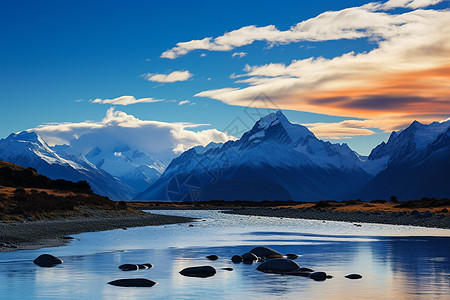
(0, 160), (130, 221)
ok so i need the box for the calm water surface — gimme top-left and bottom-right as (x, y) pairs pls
(1, 210), (450, 299)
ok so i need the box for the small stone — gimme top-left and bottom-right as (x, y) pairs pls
(206, 255), (218, 261)
(345, 274), (362, 279)
(118, 264), (138, 271)
(179, 266), (216, 278)
(309, 272), (328, 281)
(231, 255), (243, 263)
(62, 236), (74, 240)
(285, 253), (299, 260)
(241, 252), (258, 264)
(440, 208), (448, 213)
(33, 254), (63, 267)
(108, 278), (157, 287)
(222, 267), (233, 271)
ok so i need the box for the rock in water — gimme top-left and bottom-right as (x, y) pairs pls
(242, 253), (258, 264)
(179, 266), (216, 278)
(33, 254), (63, 267)
(206, 255), (219, 261)
(256, 258), (300, 274)
(285, 253), (299, 260)
(231, 255), (243, 263)
(310, 272), (328, 281)
(250, 246), (283, 259)
(118, 264), (138, 271)
(345, 274), (362, 279)
(108, 278), (157, 287)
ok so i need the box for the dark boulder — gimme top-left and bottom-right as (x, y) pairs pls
(310, 272), (328, 281)
(179, 266), (216, 278)
(242, 252), (258, 264)
(118, 264), (138, 271)
(33, 254), (63, 267)
(250, 246), (283, 259)
(256, 258), (300, 274)
(345, 274), (362, 279)
(119, 263), (152, 271)
(231, 255), (243, 263)
(206, 255), (219, 261)
(285, 253), (299, 260)
(440, 208), (448, 213)
(108, 278), (157, 287)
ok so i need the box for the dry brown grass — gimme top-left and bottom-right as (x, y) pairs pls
(128, 199), (450, 216)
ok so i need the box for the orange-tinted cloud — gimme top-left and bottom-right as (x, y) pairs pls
(196, 5), (450, 135)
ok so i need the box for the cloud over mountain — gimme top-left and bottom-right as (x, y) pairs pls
(31, 108), (235, 159)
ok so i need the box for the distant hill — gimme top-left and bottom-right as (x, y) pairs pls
(0, 160), (128, 221)
(0, 160), (92, 193)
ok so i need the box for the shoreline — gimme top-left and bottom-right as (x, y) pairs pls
(0, 211), (194, 252)
(221, 207), (450, 229)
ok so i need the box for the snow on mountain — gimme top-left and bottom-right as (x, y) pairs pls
(360, 119), (450, 201)
(369, 119), (450, 164)
(0, 131), (134, 200)
(135, 111), (372, 202)
(85, 146), (165, 192)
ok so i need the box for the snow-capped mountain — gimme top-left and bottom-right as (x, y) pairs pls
(0, 131), (134, 200)
(360, 119), (450, 201)
(135, 111), (372, 201)
(85, 146), (165, 192)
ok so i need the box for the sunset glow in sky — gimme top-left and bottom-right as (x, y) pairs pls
(1, 0), (449, 155)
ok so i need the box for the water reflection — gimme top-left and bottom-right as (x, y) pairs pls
(0, 210), (449, 299)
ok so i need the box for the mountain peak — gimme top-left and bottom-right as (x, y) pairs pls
(7, 131), (49, 148)
(253, 110), (314, 142)
(256, 110), (288, 129)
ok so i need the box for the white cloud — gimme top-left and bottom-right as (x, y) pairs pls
(91, 95), (163, 106)
(31, 108), (235, 159)
(382, 0), (444, 9)
(232, 52), (248, 58)
(161, 1), (446, 59)
(178, 100), (191, 105)
(144, 70), (193, 83)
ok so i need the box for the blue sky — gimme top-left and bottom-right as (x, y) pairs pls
(1, 0), (449, 155)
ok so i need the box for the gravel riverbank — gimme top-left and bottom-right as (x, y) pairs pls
(222, 207), (450, 229)
(0, 211), (194, 252)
